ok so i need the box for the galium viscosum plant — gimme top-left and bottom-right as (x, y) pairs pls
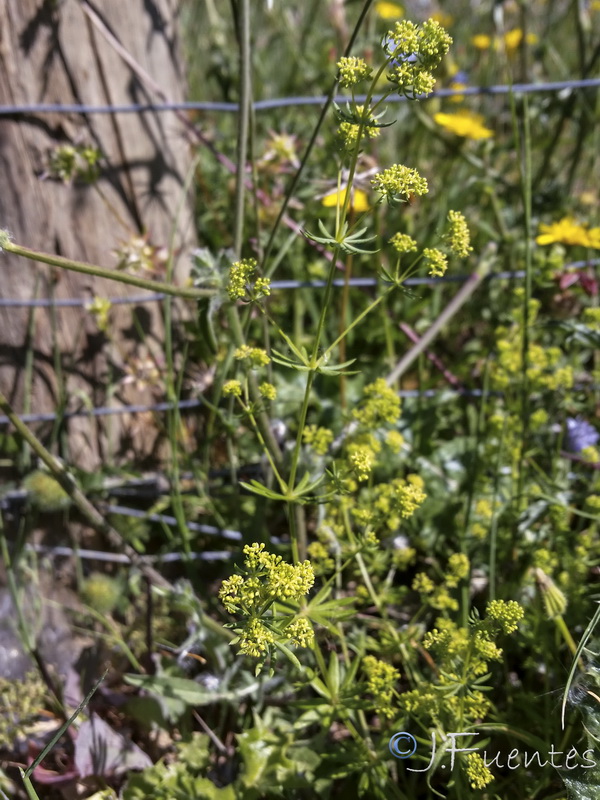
(216, 11), (512, 736)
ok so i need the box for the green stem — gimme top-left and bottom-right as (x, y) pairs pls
(261, 0), (374, 269)
(233, 0), (251, 257)
(226, 305), (283, 469)
(1, 240), (213, 300)
(239, 396), (288, 494)
(511, 92), (533, 511)
(555, 614), (578, 657)
(324, 287), (392, 358)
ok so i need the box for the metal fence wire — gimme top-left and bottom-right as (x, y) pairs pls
(1, 78), (599, 423)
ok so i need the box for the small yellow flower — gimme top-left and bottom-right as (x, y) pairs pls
(223, 380), (242, 397)
(413, 572), (435, 594)
(386, 430), (404, 451)
(445, 210), (473, 257)
(337, 56), (373, 87)
(85, 296), (112, 332)
(465, 752), (494, 789)
(434, 110), (493, 140)
(303, 424), (334, 455)
(423, 247), (448, 277)
(431, 11), (453, 28)
(374, 1), (404, 20)
(471, 34), (492, 50)
(259, 382), (277, 400)
(321, 187), (370, 213)
(389, 232), (418, 254)
(449, 81), (468, 103)
(503, 28), (538, 52)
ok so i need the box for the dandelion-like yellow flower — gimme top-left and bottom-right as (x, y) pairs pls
(536, 216), (599, 248)
(471, 33), (492, 50)
(375, 1), (404, 20)
(321, 188), (370, 213)
(503, 28), (538, 52)
(434, 110), (493, 140)
(431, 11), (454, 28)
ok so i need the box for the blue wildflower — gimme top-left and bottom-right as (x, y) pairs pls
(564, 417), (599, 452)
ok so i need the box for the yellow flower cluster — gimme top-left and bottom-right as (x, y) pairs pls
(371, 163), (429, 205)
(234, 345), (271, 367)
(303, 424), (334, 455)
(493, 336), (573, 392)
(423, 247), (448, 277)
(465, 753), (494, 789)
(445, 553), (470, 587)
(337, 56), (373, 88)
(227, 258), (258, 301)
(86, 296), (112, 332)
(583, 307), (600, 330)
(0, 673), (48, 744)
(445, 210), (473, 257)
(389, 232), (418, 254)
(222, 379), (243, 397)
(362, 474), (426, 532)
(348, 443), (377, 481)
(220, 544), (316, 659)
(363, 655), (400, 718)
(486, 599), (524, 634)
(338, 105), (381, 151)
(239, 618), (275, 657)
(258, 382), (277, 400)
(220, 543), (315, 613)
(385, 19), (452, 98)
(227, 259), (271, 301)
(307, 540), (335, 575)
(353, 377), (401, 426)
